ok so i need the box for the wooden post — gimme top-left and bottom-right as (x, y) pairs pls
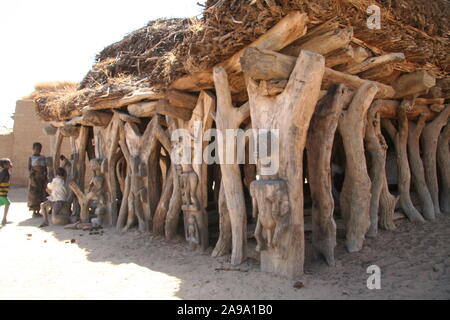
(365, 103), (398, 235)
(213, 68), (250, 264)
(421, 105), (450, 215)
(245, 50), (325, 278)
(437, 122), (450, 213)
(338, 82), (378, 252)
(307, 84), (352, 265)
(382, 101), (426, 222)
(407, 114), (435, 220)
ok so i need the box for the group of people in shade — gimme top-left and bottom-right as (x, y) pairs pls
(0, 142), (69, 227)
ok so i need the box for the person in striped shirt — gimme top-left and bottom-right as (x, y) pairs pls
(0, 158), (13, 225)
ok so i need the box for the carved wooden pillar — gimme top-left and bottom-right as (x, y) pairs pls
(245, 50), (325, 278)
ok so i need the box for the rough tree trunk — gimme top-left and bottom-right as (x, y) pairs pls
(306, 84), (352, 265)
(245, 49), (325, 278)
(213, 68), (250, 265)
(407, 114), (435, 220)
(365, 104), (398, 233)
(437, 122), (450, 213)
(338, 82), (378, 252)
(165, 164), (182, 239)
(211, 182), (232, 257)
(421, 105), (450, 215)
(382, 100), (426, 222)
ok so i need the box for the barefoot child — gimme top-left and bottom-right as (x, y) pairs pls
(0, 158), (13, 225)
(39, 167), (69, 228)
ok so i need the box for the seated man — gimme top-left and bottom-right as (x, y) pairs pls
(39, 167), (70, 227)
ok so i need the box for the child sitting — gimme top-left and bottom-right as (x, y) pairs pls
(39, 167), (70, 228)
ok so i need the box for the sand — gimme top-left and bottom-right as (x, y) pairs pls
(0, 187), (449, 300)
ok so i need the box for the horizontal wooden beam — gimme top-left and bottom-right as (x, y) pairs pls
(373, 99), (438, 120)
(88, 88), (166, 110)
(240, 47), (396, 99)
(128, 99), (192, 121)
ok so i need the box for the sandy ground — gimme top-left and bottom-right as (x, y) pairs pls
(0, 187), (449, 300)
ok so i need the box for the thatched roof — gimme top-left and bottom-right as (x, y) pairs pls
(33, 0), (449, 121)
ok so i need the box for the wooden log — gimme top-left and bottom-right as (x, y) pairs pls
(307, 84), (352, 265)
(365, 102), (398, 235)
(292, 20), (339, 46)
(103, 114), (121, 226)
(430, 104), (445, 112)
(437, 122), (450, 213)
(212, 182), (233, 257)
(325, 45), (354, 68)
(335, 46), (371, 72)
(373, 99), (438, 120)
(421, 105), (450, 215)
(116, 168), (131, 232)
(152, 166), (174, 235)
(113, 110), (141, 124)
(213, 67), (250, 265)
(60, 124), (80, 137)
(240, 47), (396, 99)
(128, 99), (192, 121)
(415, 98), (445, 105)
(339, 53), (405, 75)
(167, 90), (198, 110)
(170, 12), (309, 92)
(281, 27), (353, 57)
(165, 164), (182, 239)
(393, 70), (436, 98)
(88, 88), (165, 110)
(407, 114), (435, 220)
(53, 128), (64, 177)
(246, 50), (325, 278)
(359, 64), (394, 81)
(338, 82), (378, 252)
(81, 110), (113, 127)
(323, 68), (395, 99)
(382, 101), (426, 222)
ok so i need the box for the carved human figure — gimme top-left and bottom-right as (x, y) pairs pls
(186, 214), (200, 248)
(88, 158), (109, 227)
(180, 166), (200, 211)
(250, 177), (290, 255)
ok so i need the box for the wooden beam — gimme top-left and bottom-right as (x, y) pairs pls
(373, 99), (438, 120)
(323, 68), (396, 98)
(393, 70), (436, 98)
(335, 46), (371, 72)
(240, 47), (396, 99)
(128, 99), (193, 121)
(281, 27), (353, 57)
(358, 64), (394, 81)
(339, 53), (405, 75)
(167, 90), (198, 110)
(170, 11), (309, 92)
(325, 45), (354, 68)
(88, 88), (166, 110)
(81, 110), (113, 127)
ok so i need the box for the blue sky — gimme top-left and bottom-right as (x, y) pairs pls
(0, 0), (203, 128)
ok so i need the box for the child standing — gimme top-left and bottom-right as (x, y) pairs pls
(28, 142), (48, 217)
(0, 158), (13, 225)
